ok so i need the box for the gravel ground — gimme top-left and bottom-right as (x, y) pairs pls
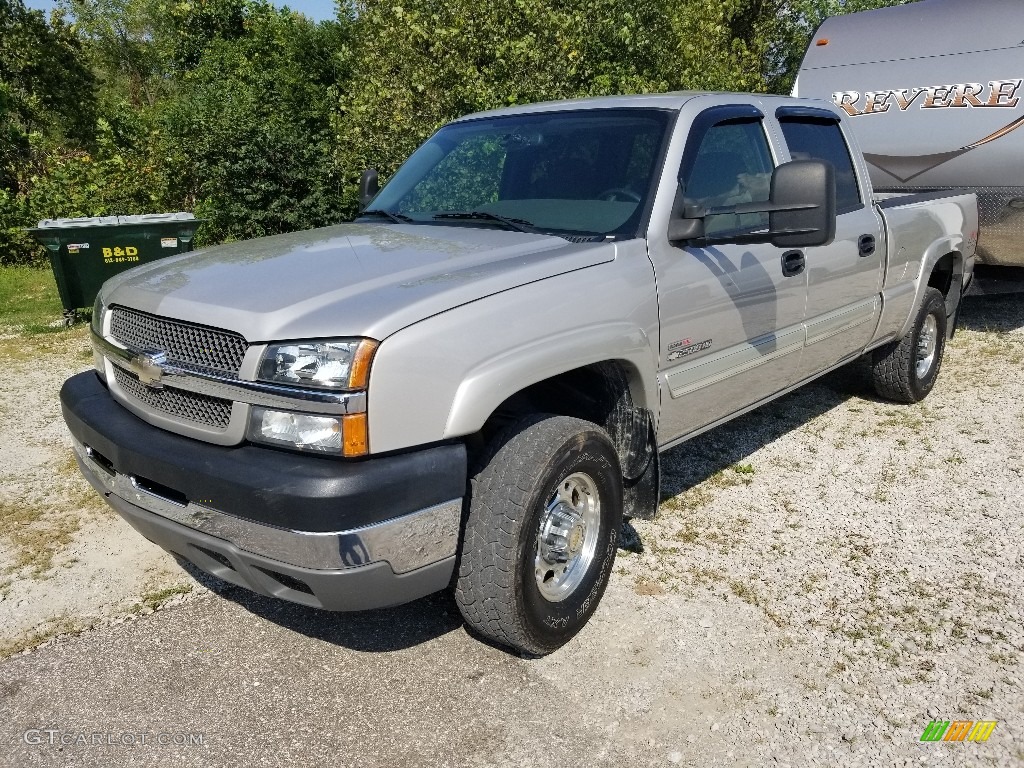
(0, 293), (1021, 767)
(0, 329), (193, 651)
(613, 292), (1024, 765)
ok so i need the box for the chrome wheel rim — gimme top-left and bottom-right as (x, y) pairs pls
(916, 314), (939, 379)
(535, 472), (601, 602)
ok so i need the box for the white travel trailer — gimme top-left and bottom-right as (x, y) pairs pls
(794, 0), (1024, 269)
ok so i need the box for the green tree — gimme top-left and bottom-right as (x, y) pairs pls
(1, 0), (98, 264)
(58, 0), (251, 106)
(334, 0), (771, 213)
(0, 0), (96, 188)
(58, 0), (171, 108)
(159, 4), (353, 243)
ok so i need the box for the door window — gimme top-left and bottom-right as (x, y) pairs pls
(679, 118), (774, 236)
(778, 117), (862, 214)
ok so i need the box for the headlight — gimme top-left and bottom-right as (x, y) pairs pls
(91, 295), (108, 381)
(247, 408), (368, 457)
(252, 337), (377, 457)
(91, 294), (106, 334)
(258, 339), (377, 390)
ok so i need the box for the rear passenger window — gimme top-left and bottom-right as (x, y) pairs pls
(778, 117), (862, 214)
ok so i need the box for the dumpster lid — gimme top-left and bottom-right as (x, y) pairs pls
(34, 212), (196, 228)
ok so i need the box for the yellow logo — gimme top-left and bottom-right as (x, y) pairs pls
(102, 246), (139, 264)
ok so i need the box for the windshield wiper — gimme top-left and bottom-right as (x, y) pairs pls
(433, 211), (536, 233)
(358, 209), (413, 224)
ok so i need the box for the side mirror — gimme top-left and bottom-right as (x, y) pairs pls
(668, 216), (703, 242)
(667, 185), (705, 243)
(769, 160), (836, 248)
(667, 159), (837, 248)
(358, 168), (379, 210)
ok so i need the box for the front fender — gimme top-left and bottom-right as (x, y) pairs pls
(444, 322), (657, 439)
(366, 241), (661, 454)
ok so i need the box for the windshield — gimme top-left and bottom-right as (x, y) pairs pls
(366, 109), (672, 239)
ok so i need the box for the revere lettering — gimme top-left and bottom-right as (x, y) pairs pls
(833, 79), (1023, 116)
(892, 87), (926, 111)
(986, 79), (1022, 107)
(865, 91), (891, 114)
(951, 82), (985, 108)
(922, 85), (954, 109)
(834, 91), (862, 117)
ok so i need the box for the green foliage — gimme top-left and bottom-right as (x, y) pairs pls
(58, 0), (174, 107)
(26, 122), (165, 215)
(0, 0), (97, 182)
(334, 0), (765, 213)
(0, 264), (64, 330)
(1, 0), (913, 266)
(169, 0), (250, 70)
(160, 5), (352, 243)
(1, 0), (98, 263)
(0, 188), (35, 265)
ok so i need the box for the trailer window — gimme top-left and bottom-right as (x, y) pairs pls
(778, 117), (862, 214)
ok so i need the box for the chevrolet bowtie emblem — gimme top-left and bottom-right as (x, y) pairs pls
(130, 350), (168, 389)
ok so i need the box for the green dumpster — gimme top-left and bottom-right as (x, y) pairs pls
(28, 212), (203, 324)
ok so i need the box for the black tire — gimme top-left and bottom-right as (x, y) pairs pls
(871, 286), (947, 403)
(455, 414), (623, 655)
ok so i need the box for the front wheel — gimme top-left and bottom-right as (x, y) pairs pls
(871, 286), (948, 403)
(455, 415), (623, 655)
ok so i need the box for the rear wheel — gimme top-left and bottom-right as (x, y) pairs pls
(871, 286), (947, 403)
(455, 414), (623, 655)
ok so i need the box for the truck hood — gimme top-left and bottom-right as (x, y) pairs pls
(101, 223), (616, 342)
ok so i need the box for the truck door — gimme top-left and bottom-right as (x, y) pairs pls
(648, 105), (808, 444)
(775, 108), (884, 375)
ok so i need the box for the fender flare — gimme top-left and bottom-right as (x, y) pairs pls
(442, 322), (659, 440)
(896, 236), (964, 340)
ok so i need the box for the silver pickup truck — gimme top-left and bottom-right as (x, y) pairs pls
(61, 92), (977, 655)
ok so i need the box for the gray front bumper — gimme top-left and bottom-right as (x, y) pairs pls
(72, 437), (460, 611)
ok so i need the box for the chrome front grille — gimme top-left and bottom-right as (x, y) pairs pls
(113, 367), (232, 429)
(108, 306), (246, 431)
(110, 306), (248, 375)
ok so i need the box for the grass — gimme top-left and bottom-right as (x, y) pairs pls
(0, 617), (90, 659)
(0, 497), (81, 587)
(946, 319), (1024, 389)
(687, 565), (726, 587)
(0, 265), (93, 362)
(726, 578), (787, 628)
(0, 265), (68, 332)
(131, 583), (194, 613)
(0, 452), (107, 592)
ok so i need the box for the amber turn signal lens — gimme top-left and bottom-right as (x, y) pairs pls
(349, 340), (379, 389)
(342, 413), (368, 457)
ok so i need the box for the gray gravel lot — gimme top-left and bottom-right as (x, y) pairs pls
(1, 293), (1022, 767)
